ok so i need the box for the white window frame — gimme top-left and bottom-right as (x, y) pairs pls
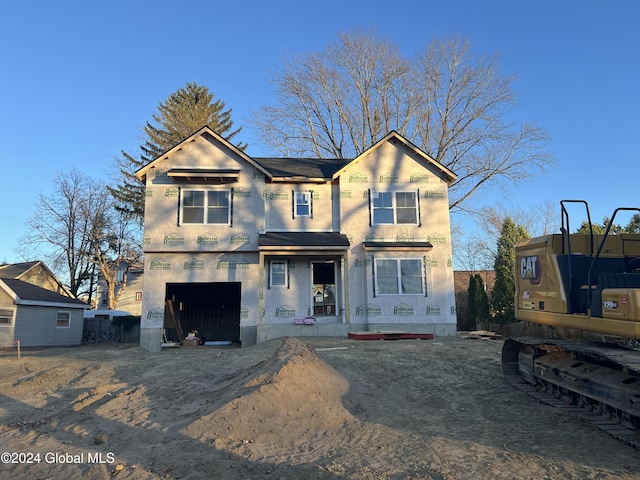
(56, 310), (71, 328)
(371, 191), (418, 225)
(270, 260), (289, 287)
(0, 308), (15, 326)
(374, 258), (425, 295)
(294, 191), (312, 218)
(180, 188), (231, 225)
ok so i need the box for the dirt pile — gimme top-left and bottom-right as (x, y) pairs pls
(182, 337), (356, 463)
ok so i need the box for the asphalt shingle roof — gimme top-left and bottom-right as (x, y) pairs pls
(259, 232), (350, 248)
(0, 278), (86, 306)
(254, 157), (349, 179)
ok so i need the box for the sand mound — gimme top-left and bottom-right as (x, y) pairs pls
(182, 337), (355, 462)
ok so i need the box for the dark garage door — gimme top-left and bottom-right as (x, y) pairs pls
(165, 282), (241, 344)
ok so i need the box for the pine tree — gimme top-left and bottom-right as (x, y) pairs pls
(109, 82), (246, 222)
(467, 274), (490, 328)
(491, 218), (529, 324)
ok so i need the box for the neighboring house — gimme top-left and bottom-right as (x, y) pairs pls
(135, 127), (458, 352)
(0, 278), (87, 347)
(0, 261), (74, 298)
(95, 261), (143, 316)
(453, 270), (496, 330)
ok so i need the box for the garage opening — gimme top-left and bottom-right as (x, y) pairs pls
(164, 282), (241, 345)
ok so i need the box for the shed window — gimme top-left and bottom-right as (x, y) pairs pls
(56, 311), (71, 328)
(0, 309), (14, 326)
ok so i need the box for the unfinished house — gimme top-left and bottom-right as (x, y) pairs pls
(136, 127), (458, 352)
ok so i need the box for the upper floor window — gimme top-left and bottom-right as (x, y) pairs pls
(374, 258), (424, 295)
(293, 191), (313, 218)
(181, 189), (231, 225)
(371, 191), (418, 225)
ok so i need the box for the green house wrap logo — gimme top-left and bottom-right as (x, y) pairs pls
(216, 261), (250, 270)
(240, 308), (249, 318)
(164, 234), (185, 244)
(393, 304), (415, 315)
(145, 188), (153, 197)
(426, 306), (441, 315)
(340, 190), (352, 199)
(410, 174), (430, 183)
(230, 234), (251, 244)
(269, 191), (289, 200)
(234, 188), (251, 198)
(197, 234), (218, 244)
(427, 234), (447, 245)
(165, 188), (179, 197)
(147, 309), (164, 319)
(150, 260), (171, 270)
(349, 173), (368, 183)
(184, 260), (204, 270)
(424, 191), (445, 199)
(379, 174), (398, 183)
(275, 306), (295, 317)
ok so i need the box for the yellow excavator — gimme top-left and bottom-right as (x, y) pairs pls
(502, 200), (640, 448)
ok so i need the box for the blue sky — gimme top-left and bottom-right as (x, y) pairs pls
(1, 0), (638, 264)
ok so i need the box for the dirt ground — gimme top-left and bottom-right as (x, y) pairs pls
(1, 335), (639, 480)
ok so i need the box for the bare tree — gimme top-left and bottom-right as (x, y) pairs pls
(19, 170), (142, 306)
(18, 170), (108, 297)
(89, 208), (142, 310)
(252, 32), (554, 215)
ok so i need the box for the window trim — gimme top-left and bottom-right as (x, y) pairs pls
(179, 188), (232, 225)
(370, 190), (419, 225)
(373, 258), (425, 296)
(56, 310), (71, 328)
(0, 308), (15, 327)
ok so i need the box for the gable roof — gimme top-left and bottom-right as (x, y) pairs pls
(0, 278), (87, 309)
(135, 126), (272, 181)
(332, 131), (457, 185)
(0, 261), (40, 279)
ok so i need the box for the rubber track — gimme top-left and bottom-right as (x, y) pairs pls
(504, 337), (640, 450)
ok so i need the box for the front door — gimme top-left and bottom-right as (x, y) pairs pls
(312, 262), (336, 316)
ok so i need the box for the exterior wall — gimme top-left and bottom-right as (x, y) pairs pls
(18, 263), (72, 297)
(337, 141), (457, 334)
(264, 183), (333, 232)
(96, 267), (144, 315)
(138, 131), (458, 351)
(0, 288), (84, 347)
(0, 288), (16, 347)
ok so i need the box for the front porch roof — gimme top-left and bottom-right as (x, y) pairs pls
(259, 232), (350, 251)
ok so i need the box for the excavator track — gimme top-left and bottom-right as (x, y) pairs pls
(503, 337), (640, 450)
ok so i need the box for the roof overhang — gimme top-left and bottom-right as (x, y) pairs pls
(167, 168), (240, 184)
(363, 241), (433, 251)
(259, 232), (350, 251)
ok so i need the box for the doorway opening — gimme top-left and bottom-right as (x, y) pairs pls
(164, 282), (241, 345)
(312, 262), (336, 316)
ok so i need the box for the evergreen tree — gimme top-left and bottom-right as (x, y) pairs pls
(491, 217), (529, 324)
(109, 82), (246, 222)
(467, 274), (490, 328)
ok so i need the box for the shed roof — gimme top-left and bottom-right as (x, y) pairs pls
(0, 279), (87, 308)
(255, 157), (348, 181)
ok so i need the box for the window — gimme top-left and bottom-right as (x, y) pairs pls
(295, 192), (311, 217)
(181, 189), (230, 224)
(292, 190), (313, 218)
(56, 311), (71, 328)
(372, 191), (418, 224)
(0, 309), (14, 326)
(374, 259), (424, 295)
(270, 261), (288, 287)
